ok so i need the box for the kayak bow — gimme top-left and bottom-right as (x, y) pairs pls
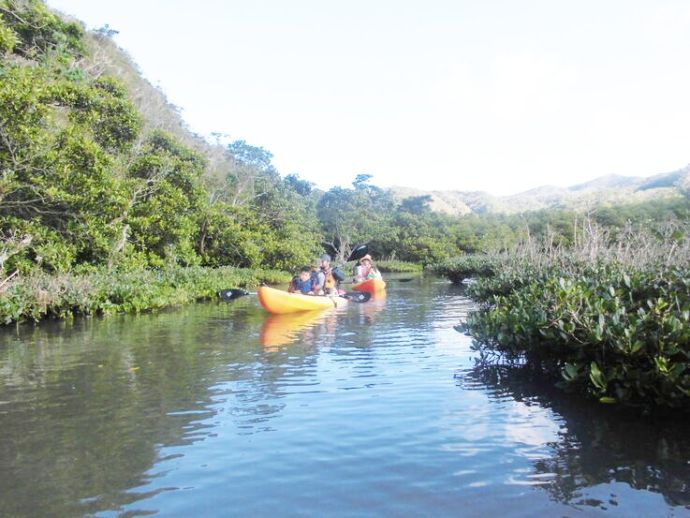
(352, 278), (386, 294)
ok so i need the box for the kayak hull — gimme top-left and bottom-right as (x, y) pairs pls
(257, 286), (347, 314)
(352, 278), (386, 294)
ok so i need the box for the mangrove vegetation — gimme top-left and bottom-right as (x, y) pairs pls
(437, 220), (690, 412)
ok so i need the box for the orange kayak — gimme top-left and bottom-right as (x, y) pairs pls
(257, 286), (348, 314)
(352, 278), (386, 294)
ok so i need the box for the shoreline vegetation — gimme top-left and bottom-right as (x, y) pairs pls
(0, 260), (420, 325)
(0, 266), (289, 324)
(434, 220), (690, 413)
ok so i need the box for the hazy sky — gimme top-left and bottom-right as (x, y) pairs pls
(47, 0), (690, 195)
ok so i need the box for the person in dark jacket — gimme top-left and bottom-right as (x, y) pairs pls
(314, 254), (345, 295)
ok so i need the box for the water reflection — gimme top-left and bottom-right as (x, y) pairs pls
(256, 289), (389, 350)
(353, 291), (387, 326)
(259, 311), (327, 349)
(0, 304), (268, 516)
(2, 279), (688, 516)
(457, 363), (690, 511)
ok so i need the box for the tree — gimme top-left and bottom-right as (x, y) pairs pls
(227, 140), (275, 173)
(127, 132), (207, 266)
(400, 195), (433, 215)
(284, 173), (313, 196)
(317, 178), (396, 261)
(94, 24), (119, 38)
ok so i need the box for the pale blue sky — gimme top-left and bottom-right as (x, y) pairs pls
(47, 0), (690, 195)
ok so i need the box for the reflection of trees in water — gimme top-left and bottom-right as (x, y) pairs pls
(460, 364), (690, 510)
(230, 345), (322, 434)
(0, 303), (319, 516)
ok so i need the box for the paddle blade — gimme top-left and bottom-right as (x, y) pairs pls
(342, 291), (371, 303)
(219, 288), (250, 301)
(347, 243), (369, 262)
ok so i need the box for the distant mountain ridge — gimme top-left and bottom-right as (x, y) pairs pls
(390, 165), (690, 215)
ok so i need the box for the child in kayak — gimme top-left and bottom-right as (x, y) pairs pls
(354, 254), (382, 283)
(288, 266), (317, 295)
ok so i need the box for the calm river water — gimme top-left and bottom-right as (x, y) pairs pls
(0, 276), (689, 517)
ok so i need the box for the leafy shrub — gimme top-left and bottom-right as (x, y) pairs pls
(465, 261), (690, 412)
(0, 266), (290, 324)
(432, 254), (503, 284)
(0, 0), (85, 60)
(377, 260), (422, 273)
(450, 222), (690, 412)
(0, 14), (18, 53)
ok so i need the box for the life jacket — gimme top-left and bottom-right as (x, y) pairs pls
(290, 276), (313, 294)
(366, 267), (381, 280)
(322, 268), (336, 290)
(355, 264), (380, 281)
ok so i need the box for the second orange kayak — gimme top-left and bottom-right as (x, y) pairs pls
(352, 278), (386, 294)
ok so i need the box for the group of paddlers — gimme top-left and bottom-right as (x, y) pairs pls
(288, 253), (382, 296)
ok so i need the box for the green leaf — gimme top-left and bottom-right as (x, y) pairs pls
(562, 363), (580, 381)
(589, 361), (607, 391)
(599, 396), (617, 404)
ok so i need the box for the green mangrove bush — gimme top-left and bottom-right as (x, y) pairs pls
(376, 260), (423, 273)
(466, 263), (690, 411)
(0, 266), (290, 324)
(452, 221), (690, 412)
(432, 254), (502, 284)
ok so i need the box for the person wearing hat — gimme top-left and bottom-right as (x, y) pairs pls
(315, 253), (345, 295)
(354, 254), (381, 283)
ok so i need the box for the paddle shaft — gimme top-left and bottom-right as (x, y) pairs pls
(219, 288), (370, 303)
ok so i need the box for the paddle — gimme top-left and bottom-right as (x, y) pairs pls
(347, 243), (369, 262)
(341, 291), (371, 302)
(220, 288), (252, 300)
(219, 288), (371, 303)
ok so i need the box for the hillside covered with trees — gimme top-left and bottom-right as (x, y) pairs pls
(0, 0), (325, 275)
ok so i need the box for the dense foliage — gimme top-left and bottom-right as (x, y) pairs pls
(0, 265), (289, 323)
(0, 0), (321, 277)
(2, 2), (688, 276)
(439, 223), (690, 412)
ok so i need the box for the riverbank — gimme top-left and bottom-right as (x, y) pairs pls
(0, 266), (290, 325)
(0, 260), (422, 325)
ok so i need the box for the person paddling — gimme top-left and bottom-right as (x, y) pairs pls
(314, 254), (345, 295)
(354, 254), (382, 283)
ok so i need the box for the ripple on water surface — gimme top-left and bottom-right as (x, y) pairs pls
(1, 281), (689, 517)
